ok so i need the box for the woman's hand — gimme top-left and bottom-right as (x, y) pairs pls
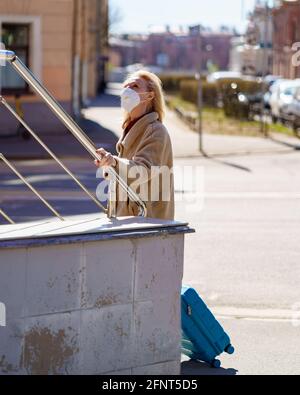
(94, 148), (117, 168)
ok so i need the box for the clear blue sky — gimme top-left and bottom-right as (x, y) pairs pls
(110, 0), (270, 34)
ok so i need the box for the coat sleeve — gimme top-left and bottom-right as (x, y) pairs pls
(113, 125), (170, 186)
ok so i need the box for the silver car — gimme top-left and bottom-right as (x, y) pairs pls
(285, 87), (300, 136)
(269, 79), (300, 123)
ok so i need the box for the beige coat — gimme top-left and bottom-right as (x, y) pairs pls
(105, 112), (175, 220)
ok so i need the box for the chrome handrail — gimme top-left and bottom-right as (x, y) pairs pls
(0, 50), (147, 218)
(0, 153), (64, 221)
(0, 208), (15, 224)
(0, 95), (107, 214)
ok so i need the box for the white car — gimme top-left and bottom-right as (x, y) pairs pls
(283, 87), (300, 135)
(269, 79), (300, 123)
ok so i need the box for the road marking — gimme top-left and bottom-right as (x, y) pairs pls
(212, 306), (299, 322)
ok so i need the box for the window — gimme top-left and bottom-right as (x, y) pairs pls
(1, 23), (30, 94)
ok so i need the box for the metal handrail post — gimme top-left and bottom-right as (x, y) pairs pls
(0, 153), (64, 221)
(0, 209), (15, 224)
(0, 95), (107, 213)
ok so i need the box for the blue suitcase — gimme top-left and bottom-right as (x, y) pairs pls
(181, 286), (235, 368)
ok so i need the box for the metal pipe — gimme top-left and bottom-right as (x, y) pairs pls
(0, 96), (107, 213)
(0, 50), (15, 62)
(0, 209), (15, 224)
(1, 52), (147, 217)
(0, 153), (64, 221)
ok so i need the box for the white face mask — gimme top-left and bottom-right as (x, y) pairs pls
(120, 87), (151, 113)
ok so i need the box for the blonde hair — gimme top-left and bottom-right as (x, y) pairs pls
(122, 70), (166, 130)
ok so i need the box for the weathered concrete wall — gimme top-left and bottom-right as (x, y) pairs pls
(0, 233), (184, 375)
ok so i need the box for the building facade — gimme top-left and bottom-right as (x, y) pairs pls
(272, 0), (300, 79)
(0, 0), (108, 136)
(230, 2), (273, 76)
(109, 27), (234, 73)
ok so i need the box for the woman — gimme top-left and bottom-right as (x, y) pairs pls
(94, 70), (174, 220)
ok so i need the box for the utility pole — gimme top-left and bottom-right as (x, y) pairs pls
(196, 26), (204, 154)
(261, 0), (270, 137)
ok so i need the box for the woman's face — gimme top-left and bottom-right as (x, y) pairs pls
(122, 76), (155, 115)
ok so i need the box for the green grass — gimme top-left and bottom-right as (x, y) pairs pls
(166, 95), (296, 138)
(166, 95), (198, 112)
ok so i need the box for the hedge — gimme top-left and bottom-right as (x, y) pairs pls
(161, 72), (265, 119)
(179, 77), (264, 118)
(159, 73), (204, 93)
(180, 80), (218, 107)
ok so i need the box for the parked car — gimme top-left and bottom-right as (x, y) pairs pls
(282, 87), (300, 137)
(235, 76), (281, 119)
(269, 79), (300, 123)
(262, 75), (282, 111)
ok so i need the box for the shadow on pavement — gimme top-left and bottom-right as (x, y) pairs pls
(86, 93), (120, 109)
(201, 151), (252, 173)
(181, 360), (238, 376)
(79, 117), (119, 155)
(0, 117), (119, 160)
(268, 135), (300, 151)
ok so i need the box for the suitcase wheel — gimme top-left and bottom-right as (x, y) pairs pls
(225, 344), (235, 355)
(211, 359), (221, 369)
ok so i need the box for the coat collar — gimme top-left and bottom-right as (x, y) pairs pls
(116, 112), (159, 153)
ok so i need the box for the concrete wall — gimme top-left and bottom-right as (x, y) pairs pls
(0, 233), (184, 375)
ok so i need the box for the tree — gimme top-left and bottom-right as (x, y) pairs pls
(109, 2), (123, 34)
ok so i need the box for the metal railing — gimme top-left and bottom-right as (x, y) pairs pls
(0, 50), (147, 223)
(0, 95), (107, 213)
(0, 208), (14, 224)
(0, 153), (64, 221)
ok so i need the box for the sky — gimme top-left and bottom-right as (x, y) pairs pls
(109, 0), (271, 35)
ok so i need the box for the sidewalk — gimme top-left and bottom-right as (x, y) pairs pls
(165, 110), (300, 158)
(1, 91), (300, 161)
(181, 317), (300, 375)
(0, 116), (118, 161)
(78, 91), (300, 160)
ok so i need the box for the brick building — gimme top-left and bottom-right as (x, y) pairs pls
(110, 27), (234, 73)
(109, 35), (146, 68)
(144, 28), (233, 71)
(272, 0), (300, 79)
(0, 0), (108, 136)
